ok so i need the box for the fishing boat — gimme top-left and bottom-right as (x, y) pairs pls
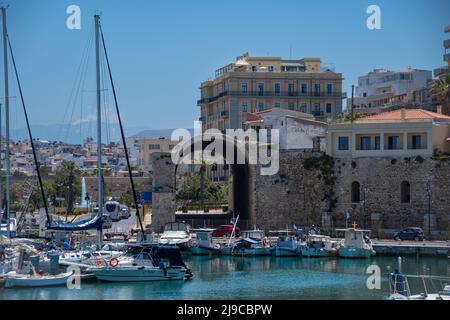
(87, 244), (193, 282)
(337, 225), (376, 258)
(191, 229), (221, 256)
(300, 235), (338, 257)
(232, 230), (271, 256)
(270, 231), (301, 257)
(158, 222), (192, 251)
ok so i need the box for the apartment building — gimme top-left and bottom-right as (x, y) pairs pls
(349, 67), (432, 115)
(327, 108), (450, 158)
(136, 138), (178, 173)
(198, 53), (345, 131)
(434, 24), (450, 78)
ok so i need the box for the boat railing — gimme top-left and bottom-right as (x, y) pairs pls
(390, 273), (450, 298)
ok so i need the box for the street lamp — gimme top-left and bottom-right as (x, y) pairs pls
(426, 181), (431, 239)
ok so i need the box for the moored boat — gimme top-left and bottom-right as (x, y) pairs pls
(87, 244), (193, 282)
(232, 230), (271, 256)
(337, 226), (375, 258)
(300, 235), (338, 257)
(4, 270), (73, 288)
(270, 232), (301, 257)
(191, 229), (221, 256)
(158, 222), (192, 251)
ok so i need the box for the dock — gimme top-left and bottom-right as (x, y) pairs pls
(372, 240), (450, 257)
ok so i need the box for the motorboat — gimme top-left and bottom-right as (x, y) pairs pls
(158, 222), (192, 251)
(4, 269), (73, 288)
(87, 244), (193, 282)
(337, 226), (376, 258)
(270, 231), (301, 257)
(300, 235), (338, 257)
(232, 230), (271, 256)
(387, 272), (450, 300)
(191, 229), (221, 256)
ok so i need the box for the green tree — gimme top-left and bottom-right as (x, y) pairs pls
(52, 161), (81, 213)
(176, 173), (228, 205)
(431, 75), (450, 116)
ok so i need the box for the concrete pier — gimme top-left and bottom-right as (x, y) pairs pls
(372, 240), (450, 257)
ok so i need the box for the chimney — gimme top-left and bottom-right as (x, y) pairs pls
(400, 108), (406, 120)
(437, 105), (443, 114)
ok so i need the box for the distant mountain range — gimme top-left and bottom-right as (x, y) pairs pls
(9, 122), (193, 144)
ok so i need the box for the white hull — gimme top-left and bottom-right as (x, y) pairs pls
(89, 266), (187, 282)
(4, 271), (73, 288)
(339, 247), (375, 258)
(301, 247), (335, 257)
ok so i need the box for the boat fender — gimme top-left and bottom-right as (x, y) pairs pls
(262, 237), (268, 247)
(95, 258), (103, 267)
(109, 258), (119, 268)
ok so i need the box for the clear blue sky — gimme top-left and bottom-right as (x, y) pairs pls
(3, 0), (450, 134)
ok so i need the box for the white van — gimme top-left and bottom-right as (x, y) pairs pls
(104, 200), (121, 221)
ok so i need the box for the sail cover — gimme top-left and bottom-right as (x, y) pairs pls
(46, 215), (104, 231)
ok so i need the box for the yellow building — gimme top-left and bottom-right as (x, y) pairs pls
(136, 138), (178, 173)
(327, 109), (450, 158)
(198, 53), (345, 131)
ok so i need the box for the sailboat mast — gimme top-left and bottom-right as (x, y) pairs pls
(1, 6), (10, 237)
(95, 14), (103, 246)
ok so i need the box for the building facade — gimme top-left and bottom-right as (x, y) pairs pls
(348, 67), (432, 115)
(327, 109), (450, 158)
(136, 138), (178, 173)
(198, 53), (345, 131)
(434, 24), (450, 78)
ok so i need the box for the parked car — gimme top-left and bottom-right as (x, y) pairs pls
(120, 206), (131, 219)
(212, 224), (241, 238)
(393, 227), (425, 241)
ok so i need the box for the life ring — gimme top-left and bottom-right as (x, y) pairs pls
(95, 258), (103, 267)
(109, 258), (119, 268)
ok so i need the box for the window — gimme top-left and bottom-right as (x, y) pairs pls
(326, 103), (332, 113)
(149, 144), (160, 150)
(258, 102), (264, 112)
(288, 103), (294, 110)
(412, 135), (421, 149)
(288, 84), (294, 96)
(274, 83), (281, 95)
(375, 136), (381, 150)
(252, 66), (257, 72)
(314, 103), (320, 112)
(241, 102), (248, 112)
(360, 136), (371, 150)
(273, 103), (280, 108)
(314, 84), (321, 96)
(388, 136), (400, 150)
(169, 145), (175, 150)
(326, 84), (332, 94)
(401, 181), (411, 203)
(338, 136), (349, 150)
(351, 181), (361, 203)
(301, 84), (307, 94)
(268, 65), (274, 72)
(300, 104), (307, 113)
(258, 83), (264, 96)
(241, 83), (248, 95)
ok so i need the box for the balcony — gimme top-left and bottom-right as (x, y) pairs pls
(444, 39), (450, 49)
(198, 91), (346, 104)
(220, 110), (229, 118)
(312, 111), (324, 116)
(434, 66), (450, 77)
(444, 53), (450, 62)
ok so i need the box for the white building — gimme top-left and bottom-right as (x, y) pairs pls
(244, 108), (327, 151)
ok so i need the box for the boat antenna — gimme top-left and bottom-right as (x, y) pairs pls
(7, 30), (51, 225)
(99, 23), (145, 235)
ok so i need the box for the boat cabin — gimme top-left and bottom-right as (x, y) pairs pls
(242, 230), (265, 240)
(194, 229), (215, 248)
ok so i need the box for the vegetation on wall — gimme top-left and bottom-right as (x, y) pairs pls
(303, 154), (337, 211)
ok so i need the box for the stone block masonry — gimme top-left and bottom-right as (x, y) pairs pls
(151, 150), (450, 240)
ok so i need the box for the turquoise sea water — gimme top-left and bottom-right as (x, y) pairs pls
(1, 256), (449, 300)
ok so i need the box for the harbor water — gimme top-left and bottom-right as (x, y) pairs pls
(1, 255), (448, 300)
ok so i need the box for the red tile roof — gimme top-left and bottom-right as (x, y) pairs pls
(360, 109), (450, 121)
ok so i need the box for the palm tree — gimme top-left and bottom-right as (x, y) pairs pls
(431, 75), (450, 115)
